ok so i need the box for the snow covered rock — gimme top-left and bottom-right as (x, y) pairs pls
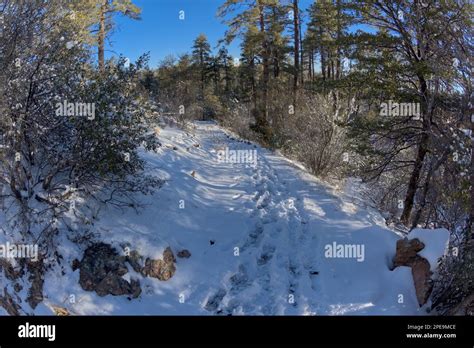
(142, 247), (176, 281)
(392, 229), (450, 306)
(408, 229), (450, 271)
(393, 238), (425, 268)
(78, 243), (141, 298)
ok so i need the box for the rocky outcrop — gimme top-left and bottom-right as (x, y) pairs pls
(0, 258), (44, 312)
(77, 244), (178, 298)
(78, 243), (141, 298)
(392, 237), (433, 306)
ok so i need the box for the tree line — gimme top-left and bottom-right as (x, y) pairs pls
(143, 0), (473, 314)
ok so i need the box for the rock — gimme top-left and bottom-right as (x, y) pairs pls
(411, 257), (433, 306)
(142, 247), (176, 281)
(0, 287), (21, 316)
(204, 288), (226, 311)
(71, 259), (81, 272)
(143, 259), (175, 281)
(177, 249), (191, 258)
(78, 243), (141, 298)
(0, 258), (44, 310)
(96, 273), (141, 298)
(51, 306), (70, 316)
(392, 237), (433, 306)
(392, 238), (425, 268)
(210, 240), (215, 245)
(126, 250), (144, 273)
(163, 247), (176, 263)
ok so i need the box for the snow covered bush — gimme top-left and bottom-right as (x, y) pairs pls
(279, 92), (348, 179)
(0, 1), (161, 257)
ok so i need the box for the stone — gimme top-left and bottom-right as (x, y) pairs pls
(411, 257), (433, 306)
(391, 237), (434, 306)
(51, 306), (70, 316)
(71, 259), (81, 272)
(143, 259), (175, 281)
(392, 237), (425, 268)
(126, 250), (144, 273)
(177, 249), (191, 258)
(204, 288), (226, 311)
(163, 247), (176, 263)
(142, 247), (176, 281)
(78, 243), (141, 298)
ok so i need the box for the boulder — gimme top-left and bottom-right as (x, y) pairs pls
(392, 238), (425, 268)
(78, 243), (141, 298)
(142, 247), (176, 281)
(411, 257), (433, 306)
(392, 237), (433, 306)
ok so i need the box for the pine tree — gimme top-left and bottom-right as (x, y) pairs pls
(192, 34), (213, 119)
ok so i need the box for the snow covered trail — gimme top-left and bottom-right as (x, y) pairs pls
(38, 121), (423, 315)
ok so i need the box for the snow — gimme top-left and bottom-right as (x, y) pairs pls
(3, 121), (444, 315)
(408, 228), (450, 271)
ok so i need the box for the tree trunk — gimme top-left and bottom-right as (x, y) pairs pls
(293, 0), (299, 100)
(299, 12), (304, 86)
(258, 2), (271, 142)
(401, 77), (430, 226)
(98, 0), (107, 72)
(469, 113), (474, 239)
(400, 134), (428, 225)
(320, 26), (326, 81)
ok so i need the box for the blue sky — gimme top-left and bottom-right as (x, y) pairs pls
(106, 0), (315, 68)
